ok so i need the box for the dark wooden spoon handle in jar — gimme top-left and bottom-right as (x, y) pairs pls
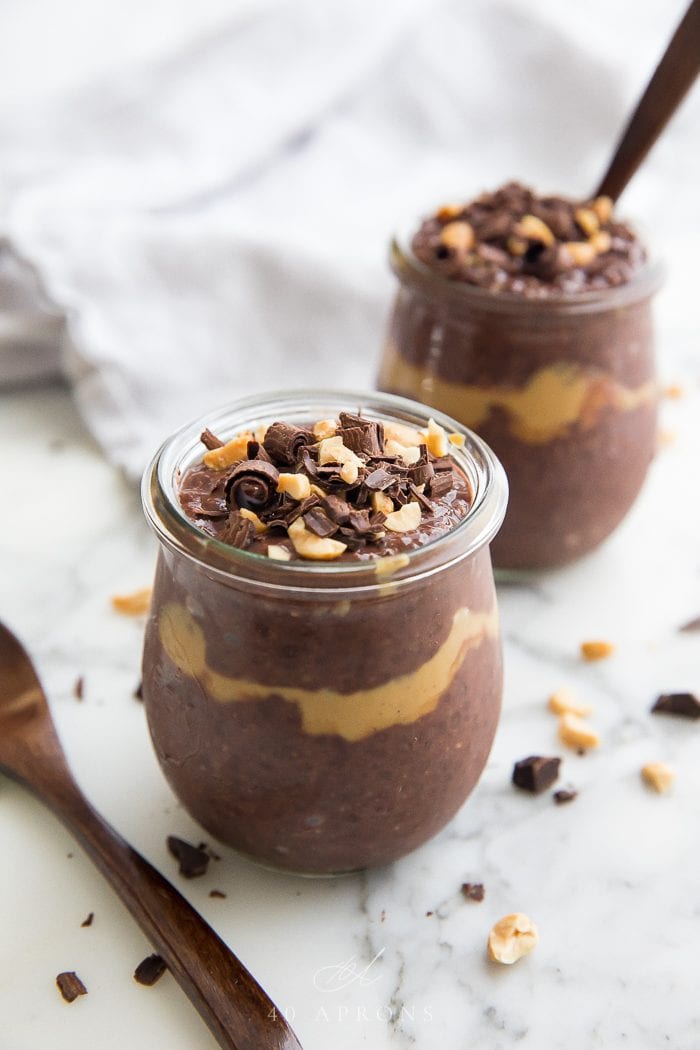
(595, 0), (700, 201)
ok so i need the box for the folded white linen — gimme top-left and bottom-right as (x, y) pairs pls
(0, 0), (696, 477)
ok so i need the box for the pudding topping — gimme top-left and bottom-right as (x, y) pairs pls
(411, 181), (646, 297)
(179, 412), (472, 561)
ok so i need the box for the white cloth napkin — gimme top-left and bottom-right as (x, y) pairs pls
(0, 0), (696, 478)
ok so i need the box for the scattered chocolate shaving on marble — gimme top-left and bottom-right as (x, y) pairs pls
(134, 954), (167, 987)
(200, 428), (224, 450)
(263, 422), (314, 466)
(461, 882), (485, 902)
(553, 789), (578, 805)
(167, 836), (210, 878)
(651, 692), (700, 721)
(80, 912), (94, 928)
(425, 910), (434, 917)
(56, 972), (87, 1003)
(512, 755), (561, 793)
(74, 676), (84, 701)
(679, 615), (700, 633)
(209, 889), (227, 899)
(226, 460), (280, 512)
(134, 681), (143, 701)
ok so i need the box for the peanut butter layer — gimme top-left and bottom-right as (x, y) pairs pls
(379, 343), (657, 445)
(158, 601), (499, 742)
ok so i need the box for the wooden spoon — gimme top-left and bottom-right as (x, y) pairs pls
(595, 0), (700, 201)
(0, 620), (303, 1050)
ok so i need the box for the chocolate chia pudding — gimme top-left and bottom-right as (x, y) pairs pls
(141, 392), (507, 874)
(378, 182), (663, 569)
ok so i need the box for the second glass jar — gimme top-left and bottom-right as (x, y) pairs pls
(378, 236), (663, 569)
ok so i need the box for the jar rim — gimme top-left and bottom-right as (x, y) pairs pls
(390, 225), (665, 315)
(141, 389), (508, 596)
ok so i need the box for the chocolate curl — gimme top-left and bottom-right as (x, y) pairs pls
(263, 422), (315, 466)
(226, 459), (280, 511)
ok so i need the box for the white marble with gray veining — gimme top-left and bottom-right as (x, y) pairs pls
(1, 381), (699, 1050)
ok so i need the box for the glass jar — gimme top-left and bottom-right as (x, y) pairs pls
(141, 390), (507, 875)
(378, 235), (663, 569)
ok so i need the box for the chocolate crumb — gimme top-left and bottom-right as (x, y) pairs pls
(461, 882), (485, 902)
(512, 755), (561, 793)
(133, 681), (143, 701)
(651, 692), (700, 721)
(679, 615), (700, 633)
(134, 954), (167, 987)
(56, 971), (87, 1003)
(380, 909), (386, 923)
(73, 677), (84, 701)
(80, 912), (94, 928)
(209, 889), (227, 899)
(425, 910), (434, 917)
(167, 836), (210, 878)
(553, 789), (578, 805)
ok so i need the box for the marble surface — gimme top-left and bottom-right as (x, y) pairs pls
(1, 379), (699, 1050)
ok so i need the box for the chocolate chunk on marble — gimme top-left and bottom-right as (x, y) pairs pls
(512, 755), (561, 793)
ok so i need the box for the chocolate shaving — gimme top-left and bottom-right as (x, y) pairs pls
(364, 467), (395, 491)
(133, 681), (143, 701)
(461, 882), (485, 902)
(246, 440), (273, 463)
(408, 483), (433, 514)
(209, 889), (227, 899)
(226, 459), (279, 512)
(134, 954), (167, 987)
(553, 789), (578, 805)
(74, 676), (84, 701)
(80, 912), (94, 928)
(651, 692), (700, 720)
(200, 428), (224, 450)
(427, 472), (453, 499)
(263, 422), (314, 466)
(219, 511), (255, 550)
(430, 456), (454, 471)
(409, 461), (435, 488)
(512, 755), (561, 793)
(679, 615), (700, 633)
(338, 413), (384, 457)
(167, 836), (210, 878)
(56, 972), (87, 1003)
(322, 495), (351, 524)
(303, 508), (338, 537)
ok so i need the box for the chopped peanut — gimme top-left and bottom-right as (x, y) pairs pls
(267, 545), (292, 562)
(239, 508), (266, 533)
(422, 417), (449, 457)
(488, 914), (538, 965)
(562, 241), (597, 267)
(591, 195), (613, 223)
(574, 207), (600, 237)
(313, 418), (337, 440)
(384, 501), (421, 534)
(580, 640), (615, 662)
(203, 432), (253, 470)
(112, 587), (152, 616)
(558, 712), (600, 750)
(288, 517), (347, 561)
(382, 422), (423, 447)
(641, 762), (675, 794)
(277, 472), (312, 501)
(317, 436), (363, 485)
(590, 230), (612, 254)
(436, 203), (464, 222)
(385, 439), (421, 465)
(548, 688), (593, 718)
(440, 221), (475, 253)
(371, 491), (394, 516)
(515, 215), (555, 246)
(448, 432), (465, 448)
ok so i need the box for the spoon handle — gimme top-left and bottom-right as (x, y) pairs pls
(595, 0), (700, 201)
(40, 776), (301, 1050)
